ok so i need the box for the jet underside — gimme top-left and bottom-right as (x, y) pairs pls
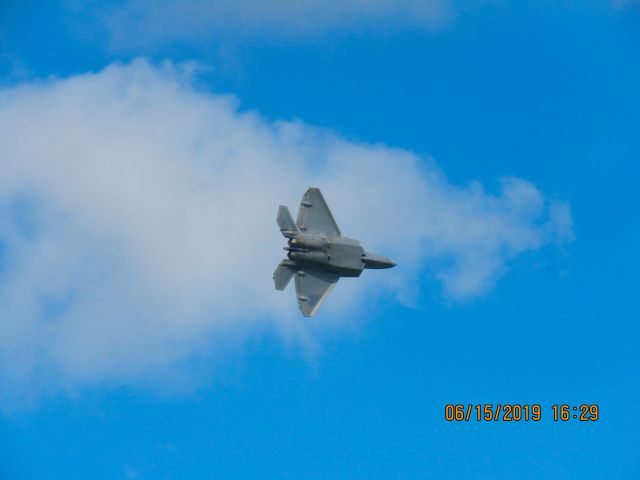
(274, 187), (396, 317)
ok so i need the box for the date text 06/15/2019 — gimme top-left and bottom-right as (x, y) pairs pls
(444, 404), (600, 422)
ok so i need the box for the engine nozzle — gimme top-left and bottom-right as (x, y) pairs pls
(288, 251), (329, 263)
(289, 236), (328, 251)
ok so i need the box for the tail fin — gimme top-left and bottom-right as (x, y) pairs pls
(273, 261), (296, 290)
(277, 205), (299, 237)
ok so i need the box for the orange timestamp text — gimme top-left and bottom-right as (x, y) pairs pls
(444, 404), (600, 422)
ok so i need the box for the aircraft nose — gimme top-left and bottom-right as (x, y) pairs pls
(362, 252), (397, 269)
(384, 258), (397, 268)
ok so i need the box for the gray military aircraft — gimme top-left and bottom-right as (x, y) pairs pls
(273, 187), (396, 316)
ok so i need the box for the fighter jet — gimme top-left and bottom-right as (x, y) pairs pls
(273, 187), (396, 316)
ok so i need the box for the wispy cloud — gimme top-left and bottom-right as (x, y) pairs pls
(99, 0), (452, 50)
(612, 0), (640, 8)
(0, 60), (571, 402)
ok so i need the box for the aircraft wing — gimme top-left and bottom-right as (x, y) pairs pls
(294, 269), (339, 317)
(296, 188), (341, 237)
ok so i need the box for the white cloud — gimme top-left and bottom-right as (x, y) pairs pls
(0, 60), (571, 401)
(101, 0), (452, 50)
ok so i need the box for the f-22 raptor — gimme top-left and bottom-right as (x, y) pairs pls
(274, 187), (396, 317)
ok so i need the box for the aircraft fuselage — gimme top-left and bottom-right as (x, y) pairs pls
(283, 233), (395, 277)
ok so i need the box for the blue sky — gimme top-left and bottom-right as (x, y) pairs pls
(0, 1), (639, 479)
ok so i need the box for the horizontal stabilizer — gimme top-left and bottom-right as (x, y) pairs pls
(277, 205), (299, 236)
(273, 261), (295, 290)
